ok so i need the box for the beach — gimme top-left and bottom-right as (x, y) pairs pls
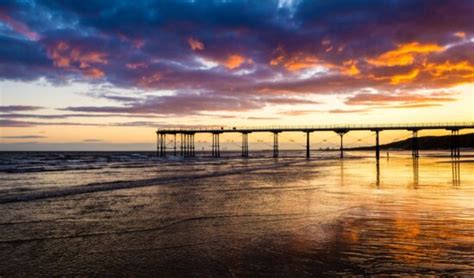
(1, 151), (473, 276)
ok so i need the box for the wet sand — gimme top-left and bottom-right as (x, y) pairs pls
(1, 152), (473, 276)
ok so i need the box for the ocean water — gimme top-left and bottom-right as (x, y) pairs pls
(0, 150), (473, 276)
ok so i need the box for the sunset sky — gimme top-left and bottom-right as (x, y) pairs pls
(0, 0), (473, 150)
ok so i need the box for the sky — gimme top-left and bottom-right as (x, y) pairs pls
(0, 0), (473, 150)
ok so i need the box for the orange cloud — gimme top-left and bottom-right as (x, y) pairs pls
(84, 68), (105, 78)
(48, 42), (107, 78)
(454, 32), (466, 39)
(426, 61), (474, 79)
(361, 41), (474, 87)
(345, 92), (455, 106)
(188, 37), (204, 51)
(271, 53), (321, 72)
(367, 42), (445, 67)
(390, 68), (420, 84)
(0, 10), (40, 41)
(224, 54), (251, 69)
(138, 72), (161, 87)
(340, 60), (360, 76)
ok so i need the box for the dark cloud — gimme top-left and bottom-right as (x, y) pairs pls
(0, 119), (207, 128)
(0, 105), (43, 112)
(0, 113), (161, 119)
(61, 92), (322, 115)
(0, 119), (105, 127)
(0, 0), (472, 114)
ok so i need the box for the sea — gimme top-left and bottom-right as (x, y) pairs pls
(0, 150), (473, 276)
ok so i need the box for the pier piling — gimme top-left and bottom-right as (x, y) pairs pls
(173, 134), (177, 156)
(241, 132), (249, 157)
(374, 130), (380, 160)
(335, 130), (349, 158)
(306, 131), (311, 158)
(449, 129), (460, 158)
(273, 132), (280, 158)
(212, 133), (220, 157)
(411, 130), (419, 158)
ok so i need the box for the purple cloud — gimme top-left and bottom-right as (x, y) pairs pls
(0, 105), (43, 112)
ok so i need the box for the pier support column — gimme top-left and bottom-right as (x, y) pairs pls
(180, 134), (184, 157)
(455, 130), (460, 158)
(305, 131), (311, 158)
(158, 134), (163, 157)
(212, 133), (220, 157)
(186, 134), (191, 157)
(158, 133), (162, 157)
(374, 130), (381, 160)
(160, 134), (166, 157)
(212, 134), (215, 157)
(173, 134), (177, 156)
(191, 133), (195, 157)
(273, 132), (280, 158)
(183, 134), (188, 157)
(335, 130), (349, 159)
(450, 129), (460, 158)
(339, 134), (343, 158)
(241, 132), (249, 157)
(411, 130), (419, 158)
(187, 134), (191, 157)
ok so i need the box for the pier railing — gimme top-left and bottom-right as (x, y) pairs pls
(157, 122), (474, 133)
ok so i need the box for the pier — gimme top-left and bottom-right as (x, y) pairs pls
(156, 122), (474, 159)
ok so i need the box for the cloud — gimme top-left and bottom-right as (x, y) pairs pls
(380, 103), (443, 109)
(328, 109), (369, 114)
(0, 135), (46, 139)
(454, 32), (466, 39)
(0, 119), (206, 128)
(188, 37), (204, 51)
(270, 50), (323, 72)
(47, 41), (107, 78)
(0, 10), (40, 40)
(367, 42), (445, 67)
(246, 116), (280, 120)
(223, 54), (251, 69)
(0, 119), (104, 127)
(279, 110), (318, 116)
(0, 142), (156, 151)
(0, 113), (161, 119)
(60, 92), (321, 116)
(0, 105), (43, 112)
(83, 139), (103, 142)
(0, 0), (472, 115)
(344, 92), (456, 106)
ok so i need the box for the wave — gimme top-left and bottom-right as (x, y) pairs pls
(0, 159), (307, 204)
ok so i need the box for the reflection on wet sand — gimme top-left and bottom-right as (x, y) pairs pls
(413, 157), (419, 188)
(376, 160), (380, 188)
(0, 151), (473, 276)
(452, 158), (461, 186)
